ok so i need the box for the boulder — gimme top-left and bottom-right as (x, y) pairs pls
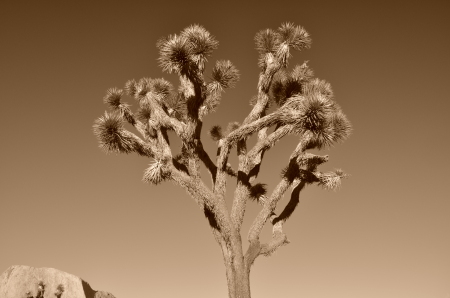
(0, 265), (116, 298)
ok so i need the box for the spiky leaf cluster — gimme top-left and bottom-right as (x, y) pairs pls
(255, 23), (311, 69)
(164, 92), (187, 120)
(93, 112), (137, 154)
(136, 78), (153, 98)
(278, 89), (351, 149)
(103, 88), (123, 108)
(255, 29), (279, 55)
(291, 61), (314, 82)
(303, 101), (351, 149)
(152, 78), (173, 99)
(128, 77), (172, 104)
(277, 23), (311, 50)
(136, 105), (152, 122)
(301, 94), (335, 132)
(203, 83), (222, 114)
(276, 23), (311, 67)
(255, 29), (279, 68)
(209, 125), (223, 141)
(157, 34), (193, 75)
(294, 79), (348, 149)
(280, 95), (330, 128)
(270, 62), (314, 106)
(143, 159), (169, 185)
(327, 110), (352, 142)
(181, 24), (218, 71)
(204, 61), (239, 115)
(103, 87), (136, 125)
(317, 169), (347, 190)
(249, 183), (267, 201)
(271, 76), (301, 106)
(158, 25), (218, 75)
(124, 79), (137, 97)
(211, 60), (240, 91)
(303, 78), (333, 99)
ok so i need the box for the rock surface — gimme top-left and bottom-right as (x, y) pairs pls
(0, 265), (116, 298)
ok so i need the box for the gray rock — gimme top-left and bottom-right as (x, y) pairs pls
(0, 265), (116, 298)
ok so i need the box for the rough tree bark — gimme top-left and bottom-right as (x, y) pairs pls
(94, 23), (352, 298)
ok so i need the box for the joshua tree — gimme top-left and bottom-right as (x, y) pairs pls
(93, 23), (351, 298)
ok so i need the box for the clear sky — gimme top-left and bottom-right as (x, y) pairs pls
(1, 1), (449, 297)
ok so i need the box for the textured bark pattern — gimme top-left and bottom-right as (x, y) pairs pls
(225, 260), (251, 298)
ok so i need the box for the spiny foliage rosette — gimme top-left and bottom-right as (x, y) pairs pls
(94, 23), (352, 298)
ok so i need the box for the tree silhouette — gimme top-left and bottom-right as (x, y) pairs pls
(93, 23), (352, 298)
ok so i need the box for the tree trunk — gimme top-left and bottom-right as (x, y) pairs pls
(222, 238), (251, 298)
(224, 260), (251, 298)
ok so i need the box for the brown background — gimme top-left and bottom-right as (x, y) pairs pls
(1, 0), (449, 297)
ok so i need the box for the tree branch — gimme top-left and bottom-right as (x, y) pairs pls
(155, 127), (172, 160)
(247, 177), (291, 243)
(246, 150), (332, 264)
(93, 112), (157, 157)
(168, 163), (232, 239)
(214, 89), (281, 199)
(245, 180), (304, 266)
(272, 180), (305, 225)
(228, 59), (284, 231)
(246, 133), (313, 243)
(150, 96), (187, 138)
(195, 139), (218, 182)
(247, 125), (292, 171)
(259, 218), (289, 256)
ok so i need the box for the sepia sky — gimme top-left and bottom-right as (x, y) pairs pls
(1, 1), (449, 297)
